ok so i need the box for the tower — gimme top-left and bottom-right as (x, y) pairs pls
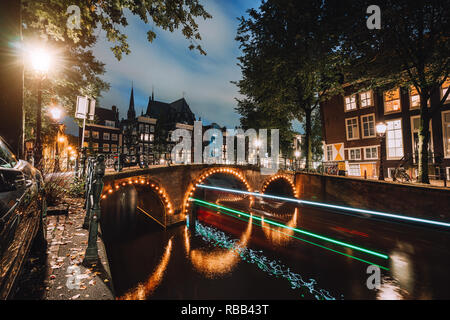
(127, 83), (136, 120)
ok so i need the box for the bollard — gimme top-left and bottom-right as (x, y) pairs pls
(83, 154), (105, 265)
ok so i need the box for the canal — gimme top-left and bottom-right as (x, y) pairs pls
(100, 173), (450, 300)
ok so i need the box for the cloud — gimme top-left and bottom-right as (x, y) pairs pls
(93, 0), (247, 128)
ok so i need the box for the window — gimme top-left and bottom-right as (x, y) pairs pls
(443, 111), (450, 158)
(361, 114), (376, 138)
(145, 125), (149, 133)
(409, 86), (430, 109)
(348, 148), (361, 160)
(442, 79), (450, 102)
(139, 124), (144, 132)
(84, 130), (90, 138)
(103, 132), (110, 140)
(150, 125), (155, 133)
(105, 120), (115, 128)
(384, 88), (401, 113)
(346, 117), (360, 140)
(446, 167), (450, 181)
(344, 95), (357, 111)
(150, 134), (154, 142)
(111, 144), (118, 153)
(326, 145), (333, 161)
(410, 86), (420, 109)
(386, 119), (404, 159)
(93, 143), (99, 151)
(92, 131), (99, 139)
(111, 133), (118, 141)
(360, 91), (373, 108)
(364, 146), (378, 160)
(348, 164), (361, 176)
(103, 144), (109, 152)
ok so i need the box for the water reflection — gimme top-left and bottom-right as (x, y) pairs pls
(261, 209), (298, 246)
(186, 215), (253, 278)
(119, 238), (173, 300)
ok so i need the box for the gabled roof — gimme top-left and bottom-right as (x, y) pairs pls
(145, 96), (195, 125)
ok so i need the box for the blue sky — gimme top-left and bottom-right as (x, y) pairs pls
(81, 0), (262, 130)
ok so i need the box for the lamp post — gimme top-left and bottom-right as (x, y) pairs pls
(294, 150), (301, 171)
(376, 122), (387, 181)
(50, 106), (63, 171)
(31, 48), (51, 169)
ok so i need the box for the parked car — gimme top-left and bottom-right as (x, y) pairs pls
(0, 137), (46, 299)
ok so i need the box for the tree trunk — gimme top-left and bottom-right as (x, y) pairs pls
(417, 93), (430, 184)
(0, 0), (23, 157)
(304, 107), (312, 170)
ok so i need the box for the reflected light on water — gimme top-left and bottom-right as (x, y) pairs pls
(186, 215), (253, 278)
(261, 209), (298, 246)
(119, 238), (173, 300)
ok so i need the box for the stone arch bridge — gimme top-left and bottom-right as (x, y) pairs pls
(100, 164), (297, 226)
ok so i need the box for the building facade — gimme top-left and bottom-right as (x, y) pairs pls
(79, 105), (122, 155)
(320, 80), (450, 180)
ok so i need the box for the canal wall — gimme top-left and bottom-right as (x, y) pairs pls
(294, 172), (450, 222)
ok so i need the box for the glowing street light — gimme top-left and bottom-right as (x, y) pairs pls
(31, 48), (51, 74)
(49, 106), (63, 120)
(30, 46), (52, 169)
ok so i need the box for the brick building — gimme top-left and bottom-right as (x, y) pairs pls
(320, 80), (450, 180)
(79, 105), (122, 155)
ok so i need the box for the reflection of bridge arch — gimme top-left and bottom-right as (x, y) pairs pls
(260, 174), (297, 198)
(182, 167), (253, 218)
(101, 177), (174, 223)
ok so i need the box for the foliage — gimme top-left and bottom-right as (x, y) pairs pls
(235, 0), (344, 168)
(335, 0), (450, 183)
(68, 176), (85, 198)
(21, 0), (211, 141)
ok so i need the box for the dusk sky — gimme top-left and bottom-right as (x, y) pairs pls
(62, 0), (257, 133)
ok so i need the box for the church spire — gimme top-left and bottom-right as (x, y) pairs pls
(127, 82), (136, 120)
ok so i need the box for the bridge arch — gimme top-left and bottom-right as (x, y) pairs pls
(260, 174), (297, 198)
(182, 167), (253, 217)
(101, 177), (175, 220)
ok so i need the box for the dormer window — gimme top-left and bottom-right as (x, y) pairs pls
(359, 90), (373, 108)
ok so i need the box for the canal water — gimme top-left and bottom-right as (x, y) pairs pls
(100, 174), (450, 300)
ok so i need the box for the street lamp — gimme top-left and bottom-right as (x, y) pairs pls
(30, 47), (52, 169)
(376, 122), (387, 181)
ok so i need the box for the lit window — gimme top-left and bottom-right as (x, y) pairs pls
(103, 144), (109, 152)
(348, 164), (361, 176)
(93, 143), (99, 151)
(92, 131), (99, 139)
(105, 120), (116, 128)
(386, 119), (404, 159)
(361, 114), (376, 138)
(111, 144), (118, 153)
(84, 130), (90, 138)
(442, 79), (450, 102)
(111, 134), (118, 141)
(345, 95), (357, 111)
(346, 117), (359, 140)
(384, 88), (401, 113)
(443, 111), (450, 158)
(410, 86), (420, 109)
(360, 91), (372, 107)
(103, 132), (110, 140)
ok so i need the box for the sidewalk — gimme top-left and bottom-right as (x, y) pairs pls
(43, 197), (115, 300)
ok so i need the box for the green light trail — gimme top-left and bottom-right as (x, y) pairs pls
(201, 204), (389, 270)
(189, 197), (389, 260)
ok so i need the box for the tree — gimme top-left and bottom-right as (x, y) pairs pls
(336, 0), (450, 183)
(8, 0), (212, 153)
(235, 0), (344, 169)
(235, 98), (295, 162)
